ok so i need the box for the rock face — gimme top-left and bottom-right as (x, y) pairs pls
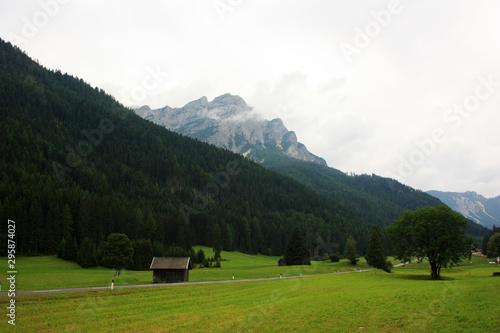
(136, 93), (327, 166)
(427, 190), (500, 229)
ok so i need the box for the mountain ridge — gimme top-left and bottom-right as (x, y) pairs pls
(136, 94), (328, 167)
(427, 190), (500, 229)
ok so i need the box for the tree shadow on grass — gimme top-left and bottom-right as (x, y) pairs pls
(394, 274), (458, 281)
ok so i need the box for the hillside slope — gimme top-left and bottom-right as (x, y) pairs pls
(0, 39), (370, 257)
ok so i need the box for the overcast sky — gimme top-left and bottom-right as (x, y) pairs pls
(1, 0), (499, 198)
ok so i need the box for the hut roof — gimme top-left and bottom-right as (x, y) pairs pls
(150, 257), (192, 270)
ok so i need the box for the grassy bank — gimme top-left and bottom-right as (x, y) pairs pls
(7, 258), (500, 332)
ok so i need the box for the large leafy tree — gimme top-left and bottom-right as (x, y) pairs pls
(283, 227), (310, 265)
(482, 226), (500, 256)
(487, 233), (500, 258)
(103, 233), (134, 276)
(386, 205), (475, 280)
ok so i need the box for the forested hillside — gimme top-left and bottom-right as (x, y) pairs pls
(266, 154), (490, 240)
(0, 39), (371, 258)
(266, 157), (442, 227)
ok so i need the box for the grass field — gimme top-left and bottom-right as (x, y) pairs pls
(2, 250), (500, 332)
(0, 246), (367, 291)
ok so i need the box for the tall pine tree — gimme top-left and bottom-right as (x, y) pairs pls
(365, 226), (391, 272)
(213, 224), (222, 260)
(283, 227), (310, 265)
(344, 236), (358, 265)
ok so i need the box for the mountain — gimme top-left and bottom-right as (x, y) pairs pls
(136, 94), (327, 166)
(136, 95), (450, 229)
(0, 39), (370, 257)
(427, 191), (500, 229)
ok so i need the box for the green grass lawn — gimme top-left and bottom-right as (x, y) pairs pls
(6, 256), (500, 332)
(1, 246), (369, 291)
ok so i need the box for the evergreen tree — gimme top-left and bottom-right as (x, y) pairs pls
(131, 239), (153, 270)
(77, 237), (97, 268)
(60, 204), (74, 238)
(145, 212), (157, 240)
(64, 236), (78, 261)
(344, 236), (358, 265)
(57, 237), (66, 259)
(283, 227), (310, 265)
(197, 249), (205, 264)
(213, 224), (222, 260)
(226, 224), (234, 251)
(365, 226), (385, 267)
(365, 226), (391, 272)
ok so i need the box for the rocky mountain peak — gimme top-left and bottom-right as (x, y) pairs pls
(211, 93), (247, 108)
(134, 93), (327, 167)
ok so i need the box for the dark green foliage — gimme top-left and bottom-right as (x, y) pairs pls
(385, 260), (393, 272)
(77, 237), (97, 268)
(57, 237), (66, 259)
(487, 233), (500, 258)
(344, 236), (358, 265)
(200, 256), (221, 268)
(0, 39), (371, 258)
(482, 226), (500, 256)
(283, 227), (310, 265)
(213, 224), (222, 260)
(387, 205), (476, 280)
(131, 239), (153, 270)
(64, 236), (78, 261)
(329, 251), (341, 262)
(266, 158), (444, 232)
(365, 226), (390, 272)
(102, 233), (134, 276)
(197, 249), (205, 264)
(152, 241), (165, 257)
(164, 245), (192, 257)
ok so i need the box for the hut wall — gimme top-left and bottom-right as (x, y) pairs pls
(153, 269), (188, 283)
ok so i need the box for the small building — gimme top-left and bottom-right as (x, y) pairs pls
(150, 257), (192, 283)
(278, 258), (287, 266)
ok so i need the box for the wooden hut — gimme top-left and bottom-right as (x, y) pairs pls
(150, 257), (192, 283)
(278, 258), (287, 266)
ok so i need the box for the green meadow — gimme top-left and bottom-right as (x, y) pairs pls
(2, 250), (500, 332)
(1, 247), (366, 291)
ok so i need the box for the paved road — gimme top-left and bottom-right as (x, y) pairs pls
(1, 269), (372, 296)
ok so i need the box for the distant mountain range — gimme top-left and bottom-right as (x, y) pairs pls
(427, 191), (500, 229)
(136, 94), (327, 166)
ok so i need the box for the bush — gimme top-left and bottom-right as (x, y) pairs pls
(383, 260), (393, 273)
(329, 252), (341, 262)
